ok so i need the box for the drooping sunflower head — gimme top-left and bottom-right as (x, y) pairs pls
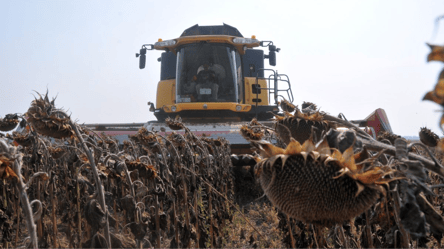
(97, 133), (118, 149)
(253, 130), (397, 226)
(240, 118), (265, 141)
(0, 114), (20, 132)
(6, 131), (33, 147)
(273, 103), (333, 145)
(130, 127), (162, 147)
(278, 99), (296, 113)
(301, 101), (318, 113)
(377, 131), (403, 145)
(26, 92), (74, 139)
(126, 159), (158, 180)
(165, 116), (185, 130)
(419, 127), (440, 147)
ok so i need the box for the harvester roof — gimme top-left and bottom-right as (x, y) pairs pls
(180, 23), (243, 37)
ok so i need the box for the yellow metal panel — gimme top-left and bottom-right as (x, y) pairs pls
(162, 103), (251, 113)
(156, 79), (175, 108)
(244, 77), (269, 105)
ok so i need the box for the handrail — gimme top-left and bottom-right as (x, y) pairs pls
(252, 68), (294, 118)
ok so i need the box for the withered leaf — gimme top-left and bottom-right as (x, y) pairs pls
(0, 156), (18, 180)
(427, 43), (444, 63)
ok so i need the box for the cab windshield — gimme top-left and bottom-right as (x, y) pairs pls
(176, 43), (241, 103)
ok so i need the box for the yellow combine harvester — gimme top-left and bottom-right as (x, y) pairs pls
(135, 24), (293, 153)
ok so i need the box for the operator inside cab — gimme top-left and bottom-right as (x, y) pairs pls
(183, 59), (224, 102)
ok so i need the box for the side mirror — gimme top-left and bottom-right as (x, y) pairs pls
(138, 48), (147, 69)
(268, 45), (279, 66)
(148, 101), (155, 112)
(269, 51), (276, 66)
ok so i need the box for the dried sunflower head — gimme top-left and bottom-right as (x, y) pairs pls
(97, 133), (118, 148)
(240, 118), (264, 141)
(0, 114), (19, 132)
(254, 131), (397, 226)
(301, 101), (317, 113)
(26, 92), (74, 139)
(6, 131), (33, 147)
(419, 127), (440, 147)
(130, 127), (162, 147)
(214, 137), (227, 147)
(165, 116), (185, 130)
(274, 105), (333, 145)
(126, 159), (157, 180)
(377, 131), (403, 145)
(278, 99), (296, 113)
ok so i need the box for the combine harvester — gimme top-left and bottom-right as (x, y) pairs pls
(84, 24), (392, 153)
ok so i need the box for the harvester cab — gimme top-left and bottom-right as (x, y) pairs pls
(136, 24), (293, 123)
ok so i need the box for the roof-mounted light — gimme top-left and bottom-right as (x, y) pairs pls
(154, 39), (176, 47)
(233, 37), (259, 44)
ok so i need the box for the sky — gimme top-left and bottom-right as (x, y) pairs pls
(1, 0), (444, 136)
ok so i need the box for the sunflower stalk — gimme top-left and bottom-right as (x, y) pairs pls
(0, 138), (38, 248)
(53, 110), (111, 249)
(13, 153), (38, 248)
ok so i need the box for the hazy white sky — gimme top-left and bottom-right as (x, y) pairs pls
(1, 0), (444, 136)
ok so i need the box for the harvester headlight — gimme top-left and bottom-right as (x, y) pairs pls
(233, 37), (259, 44)
(236, 105), (242, 111)
(154, 39), (176, 47)
(171, 106), (177, 112)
